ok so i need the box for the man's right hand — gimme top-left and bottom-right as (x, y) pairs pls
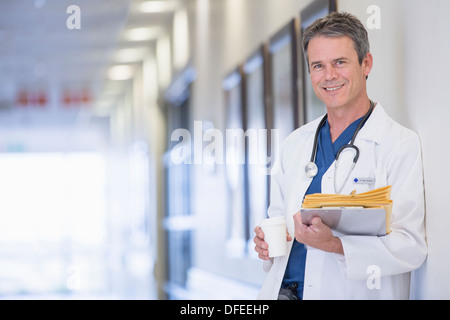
(253, 225), (292, 260)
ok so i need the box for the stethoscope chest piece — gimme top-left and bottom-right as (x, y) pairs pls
(305, 161), (318, 178)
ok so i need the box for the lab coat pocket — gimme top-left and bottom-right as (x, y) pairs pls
(344, 158), (377, 194)
(346, 175), (376, 194)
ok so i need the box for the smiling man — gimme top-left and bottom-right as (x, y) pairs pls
(254, 12), (427, 300)
(306, 19), (373, 142)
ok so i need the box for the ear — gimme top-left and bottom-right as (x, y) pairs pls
(362, 52), (373, 78)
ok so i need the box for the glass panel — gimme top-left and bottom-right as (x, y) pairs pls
(244, 52), (269, 247)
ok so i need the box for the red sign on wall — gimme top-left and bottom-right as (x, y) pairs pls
(16, 90), (48, 108)
(62, 89), (91, 107)
(15, 89), (92, 108)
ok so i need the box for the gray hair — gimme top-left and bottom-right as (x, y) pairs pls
(302, 12), (370, 70)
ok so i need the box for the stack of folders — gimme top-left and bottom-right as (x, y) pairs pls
(300, 186), (393, 236)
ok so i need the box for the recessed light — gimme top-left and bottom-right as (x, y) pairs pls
(108, 65), (134, 81)
(138, 1), (180, 13)
(123, 27), (162, 41)
(115, 48), (148, 63)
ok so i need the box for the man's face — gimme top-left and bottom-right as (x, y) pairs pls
(307, 35), (372, 110)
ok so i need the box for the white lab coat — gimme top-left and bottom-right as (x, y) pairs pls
(257, 103), (427, 300)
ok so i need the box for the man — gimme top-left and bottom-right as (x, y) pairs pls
(254, 12), (427, 300)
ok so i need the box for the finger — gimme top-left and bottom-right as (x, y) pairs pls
(309, 217), (323, 232)
(311, 217), (322, 225)
(253, 233), (268, 250)
(295, 220), (309, 242)
(286, 228), (293, 241)
(258, 252), (271, 260)
(293, 211), (302, 224)
(254, 226), (265, 239)
(254, 245), (270, 260)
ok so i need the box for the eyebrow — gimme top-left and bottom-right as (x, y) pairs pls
(310, 57), (348, 66)
(333, 57), (348, 62)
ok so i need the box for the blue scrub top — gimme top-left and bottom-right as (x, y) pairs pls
(281, 115), (366, 299)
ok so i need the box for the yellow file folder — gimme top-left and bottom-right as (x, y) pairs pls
(301, 185), (393, 235)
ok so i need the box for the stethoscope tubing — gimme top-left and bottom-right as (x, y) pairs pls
(304, 100), (375, 192)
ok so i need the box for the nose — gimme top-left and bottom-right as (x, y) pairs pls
(324, 65), (338, 81)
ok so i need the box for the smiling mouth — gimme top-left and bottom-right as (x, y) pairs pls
(324, 84), (344, 91)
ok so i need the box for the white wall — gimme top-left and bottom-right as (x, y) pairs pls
(187, 0), (450, 299)
(338, 0), (407, 124)
(402, 0), (450, 299)
(340, 0), (450, 300)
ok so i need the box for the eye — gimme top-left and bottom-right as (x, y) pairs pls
(312, 63), (323, 70)
(336, 60), (346, 66)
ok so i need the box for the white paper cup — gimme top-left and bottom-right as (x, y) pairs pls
(259, 216), (287, 257)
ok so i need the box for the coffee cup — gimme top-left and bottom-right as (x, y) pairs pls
(259, 216), (287, 257)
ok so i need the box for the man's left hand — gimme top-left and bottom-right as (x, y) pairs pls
(293, 211), (344, 255)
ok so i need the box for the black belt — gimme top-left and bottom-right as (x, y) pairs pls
(277, 282), (300, 300)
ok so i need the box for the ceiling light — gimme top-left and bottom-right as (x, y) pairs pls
(108, 65), (134, 81)
(123, 27), (162, 41)
(138, 1), (180, 13)
(115, 48), (148, 63)
(173, 9), (189, 69)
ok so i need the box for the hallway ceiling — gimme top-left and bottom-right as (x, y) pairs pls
(0, 0), (178, 126)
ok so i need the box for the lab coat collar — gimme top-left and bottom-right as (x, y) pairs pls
(302, 114), (326, 132)
(357, 102), (388, 144)
(301, 102), (388, 144)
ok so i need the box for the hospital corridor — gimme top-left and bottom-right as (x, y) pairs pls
(0, 0), (449, 301)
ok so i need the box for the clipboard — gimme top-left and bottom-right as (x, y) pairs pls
(300, 207), (387, 236)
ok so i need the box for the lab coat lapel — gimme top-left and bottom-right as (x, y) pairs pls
(356, 102), (388, 144)
(285, 118), (322, 235)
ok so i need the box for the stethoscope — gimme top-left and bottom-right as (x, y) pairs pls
(304, 100), (375, 194)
